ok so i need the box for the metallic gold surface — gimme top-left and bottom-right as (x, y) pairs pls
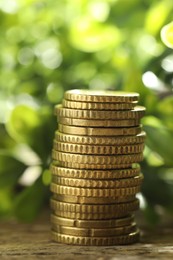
(58, 124), (142, 136)
(55, 131), (146, 145)
(52, 223), (137, 237)
(56, 105), (145, 120)
(52, 194), (136, 204)
(58, 161), (132, 169)
(53, 210), (131, 220)
(50, 199), (139, 214)
(50, 163), (141, 179)
(62, 99), (136, 110)
(51, 214), (134, 228)
(52, 150), (143, 164)
(50, 183), (141, 197)
(58, 117), (141, 127)
(52, 230), (140, 245)
(50, 90), (145, 246)
(52, 173), (143, 188)
(53, 141), (145, 155)
(64, 90), (139, 103)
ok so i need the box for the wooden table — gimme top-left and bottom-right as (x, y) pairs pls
(0, 212), (173, 260)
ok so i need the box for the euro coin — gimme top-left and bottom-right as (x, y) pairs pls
(53, 141), (145, 155)
(55, 131), (146, 145)
(62, 99), (136, 110)
(58, 124), (142, 136)
(50, 163), (141, 179)
(52, 173), (143, 188)
(50, 199), (139, 214)
(52, 230), (140, 245)
(52, 150), (143, 165)
(64, 90), (139, 103)
(56, 105), (145, 120)
(52, 194), (136, 204)
(50, 183), (141, 197)
(53, 210), (132, 220)
(58, 161), (132, 169)
(51, 214), (135, 228)
(58, 117), (141, 127)
(52, 223), (137, 237)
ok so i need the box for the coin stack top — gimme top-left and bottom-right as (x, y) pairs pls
(50, 89), (146, 246)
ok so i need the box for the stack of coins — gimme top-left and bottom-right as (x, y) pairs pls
(50, 89), (146, 246)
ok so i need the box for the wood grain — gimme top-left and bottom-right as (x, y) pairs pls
(0, 212), (173, 260)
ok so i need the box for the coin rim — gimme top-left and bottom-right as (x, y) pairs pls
(50, 183), (141, 197)
(51, 230), (140, 245)
(50, 163), (141, 179)
(53, 141), (145, 155)
(50, 214), (135, 228)
(55, 131), (146, 145)
(62, 99), (136, 110)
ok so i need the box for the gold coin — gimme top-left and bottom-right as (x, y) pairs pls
(58, 124), (142, 136)
(64, 90), (139, 103)
(50, 199), (139, 214)
(52, 223), (137, 237)
(52, 174), (143, 188)
(50, 183), (141, 197)
(52, 150), (143, 165)
(55, 131), (146, 145)
(53, 209), (131, 220)
(58, 117), (141, 127)
(58, 161), (133, 169)
(53, 141), (145, 155)
(50, 163), (141, 179)
(62, 99), (136, 110)
(53, 194), (136, 204)
(52, 230), (140, 245)
(51, 214), (135, 228)
(56, 105), (145, 120)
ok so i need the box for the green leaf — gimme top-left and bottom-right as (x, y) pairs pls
(13, 176), (49, 222)
(143, 123), (173, 166)
(6, 105), (41, 144)
(0, 187), (13, 218)
(69, 18), (121, 52)
(0, 124), (16, 150)
(0, 153), (26, 188)
(141, 162), (173, 208)
(145, 1), (171, 35)
(6, 105), (55, 162)
(143, 204), (160, 226)
(156, 96), (173, 129)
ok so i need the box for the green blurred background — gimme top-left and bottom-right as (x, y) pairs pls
(0, 0), (173, 223)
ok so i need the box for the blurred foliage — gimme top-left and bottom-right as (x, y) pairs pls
(0, 0), (173, 223)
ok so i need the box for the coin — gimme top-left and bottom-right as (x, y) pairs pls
(58, 124), (142, 136)
(58, 161), (133, 169)
(52, 223), (137, 237)
(50, 183), (141, 197)
(56, 105), (145, 120)
(53, 209), (131, 220)
(64, 90), (139, 103)
(52, 230), (140, 245)
(62, 99), (136, 110)
(52, 194), (136, 204)
(51, 214), (135, 228)
(55, 131), (146, 145)
(53, 141), (145, 155)
(50, 199), (139, 213)
(52, 174), (143, 188)
(52, 150), (143, 164)
(57, 117), (141, 127)
(50, 163), (141, 179)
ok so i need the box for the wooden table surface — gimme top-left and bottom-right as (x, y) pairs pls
(0, 212), (173, 260)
